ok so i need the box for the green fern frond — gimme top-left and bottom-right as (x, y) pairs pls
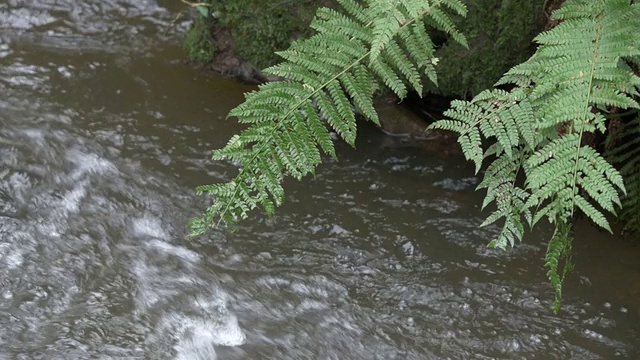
(431, 88), (539, 250)
(430, 0), (639, 310)
(525, 134), (624, 232)
(192, 0), (468, 233)
(479, 149), (531, 249)
(545, 221), (574, 313)
(430, 88), (534, 173)
(425, 7), (467, 48)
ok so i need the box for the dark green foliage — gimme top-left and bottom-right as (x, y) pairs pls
(606, 113), (640, 236)
(207, 0), (329, 70)
(185, 13), (216, 62)
(430, 0), (640, 311)
(433, 0), (545, 98)
(190, 0), (468, 234)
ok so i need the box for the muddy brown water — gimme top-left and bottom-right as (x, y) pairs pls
(1, 1), (639, 359)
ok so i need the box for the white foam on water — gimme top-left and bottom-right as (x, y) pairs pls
(0, 42), (11, 58)
(193, 295), (246, 347)
(61, 182), (88, 213)
(66, 150), (118, 180)
(142, 289), (246, 357)
(175, 335), (218, 360)
(0, 242), (23, 269)
(132, 216), (168, 240)
(168, 308), (245, 359)
(130, 232), (246, 357)
(146, 238), (201, 264)
(0, 8), (57, 29)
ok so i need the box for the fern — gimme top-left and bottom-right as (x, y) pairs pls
(192, 0), (640, 312)
(545, 220), (574, 314)
(430, 0), (640, 311)
(190, 0), (468, 234)
(606, 112), (640, 235)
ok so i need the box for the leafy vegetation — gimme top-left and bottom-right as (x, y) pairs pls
(184, 13), (216, 62)
(433, 0), (545, 97)
(188, 0), (329, 69)
(184, 0), (543, 96)
(190, 0), (468, 232)
(191, 0), (640, 312)
(606, 113), (640, 236)
(431, 0), (640, 311)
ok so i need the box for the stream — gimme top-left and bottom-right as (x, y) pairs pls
(1, 1), (639, 359)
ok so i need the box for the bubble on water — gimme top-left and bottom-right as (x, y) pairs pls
(0, 42), (11, 58)
(406, 317), (415, 326)
(510, 338), (521, 351)
(529, 334), (542, 344)
(401, 241), (414, 255)
(603, 302), (612, 309)
(583, 329), (604, 340)
(620, 307), (628, 313)
(330, 224), (349, 236)
(57, 66), (72, 78)
(1, 289), (12, 300)
(256, 252), (272, 260)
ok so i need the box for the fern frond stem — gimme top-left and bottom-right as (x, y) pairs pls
(569, 17), (600, 218)
(213, 5), (440, 226)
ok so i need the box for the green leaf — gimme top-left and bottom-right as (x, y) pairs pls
(196, 5), (209, 18)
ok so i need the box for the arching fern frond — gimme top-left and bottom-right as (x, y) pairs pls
(190, 0), (468, 234)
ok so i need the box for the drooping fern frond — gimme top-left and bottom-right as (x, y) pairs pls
(190, 0), (468, 234)
(431, 87), (539, 248)
(545, 220), (574, 314)
(478, 149), (531, 250)
(430, 0), (640, 311)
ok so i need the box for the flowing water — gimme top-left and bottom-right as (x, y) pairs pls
(1, 1), (639, 359)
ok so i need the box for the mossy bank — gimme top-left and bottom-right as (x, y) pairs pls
(184, 0), (334, 83)
(184, 0), (545, 97)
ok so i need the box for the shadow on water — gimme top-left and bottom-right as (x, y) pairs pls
(0, 1), (639, 359)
